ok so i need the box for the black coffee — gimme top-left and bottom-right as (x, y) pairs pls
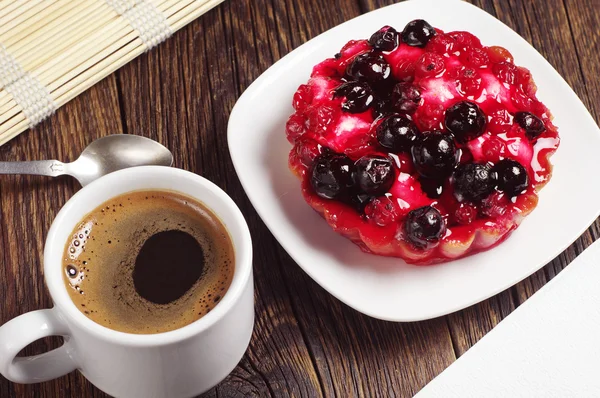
(134, 230), (205, 304)
(62, 190), (235, 334)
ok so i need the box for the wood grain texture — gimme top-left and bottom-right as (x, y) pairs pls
(0, 0), (599, 397)
(0, 75), (122, 398)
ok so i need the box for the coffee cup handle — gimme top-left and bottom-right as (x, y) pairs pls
(0, 308), (78, 383)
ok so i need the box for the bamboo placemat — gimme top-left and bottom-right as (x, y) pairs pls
(0, 0), (223, 145)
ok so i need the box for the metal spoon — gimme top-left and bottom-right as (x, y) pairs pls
(0, 135), (173, 186)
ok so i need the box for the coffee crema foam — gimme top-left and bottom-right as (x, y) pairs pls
(62, 191), (235, 334)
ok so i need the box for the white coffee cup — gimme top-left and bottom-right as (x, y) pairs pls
(0, 166), (254, 398)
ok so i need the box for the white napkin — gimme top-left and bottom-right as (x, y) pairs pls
(416, 239), (600, 397)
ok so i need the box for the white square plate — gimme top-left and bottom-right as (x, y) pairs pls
(228, 0), (600, 321)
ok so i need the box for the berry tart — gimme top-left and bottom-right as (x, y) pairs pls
(286, 20), (560, 265)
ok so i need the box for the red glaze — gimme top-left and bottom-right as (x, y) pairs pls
(286, 25), (559, 265)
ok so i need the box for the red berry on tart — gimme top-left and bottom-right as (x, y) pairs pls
(286, 20), (560, 265)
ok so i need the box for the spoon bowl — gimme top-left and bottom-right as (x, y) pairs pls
(71, 135), (173, 186)
(0, 134), (173, 186)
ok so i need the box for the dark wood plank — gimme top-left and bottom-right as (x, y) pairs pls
(280, 262), (456, 397)
(1, 0), (598, 397)
(0, 75), (123, 398)
(562, 1), (600, 120)
(560, 0), (600, 242)
(229, 1), (456, 397)
(116, 4), (325, 397)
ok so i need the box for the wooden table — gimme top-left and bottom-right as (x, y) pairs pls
(1, 0), (598, 396)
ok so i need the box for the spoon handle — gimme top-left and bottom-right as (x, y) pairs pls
(0, 160), (66, 177)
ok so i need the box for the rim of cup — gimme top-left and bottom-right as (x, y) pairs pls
(44, 166), (253, 346)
